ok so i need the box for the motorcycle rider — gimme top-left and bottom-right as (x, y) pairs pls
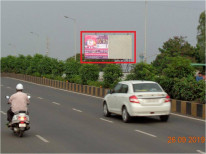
(7, 83), (30, 126)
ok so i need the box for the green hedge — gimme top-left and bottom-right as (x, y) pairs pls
(126, 59), (205, 103)
(1, 54), (205, 103)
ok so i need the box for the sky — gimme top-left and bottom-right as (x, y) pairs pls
(1, 0), (205, 63)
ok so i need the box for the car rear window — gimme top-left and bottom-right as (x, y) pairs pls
(133, 83), (163, 92)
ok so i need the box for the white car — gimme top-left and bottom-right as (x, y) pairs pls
(103, 80), (171, 123)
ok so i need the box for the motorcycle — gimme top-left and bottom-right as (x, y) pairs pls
(6, 95), (31, 137)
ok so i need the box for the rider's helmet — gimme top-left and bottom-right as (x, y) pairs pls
(16, 83), (23, 91)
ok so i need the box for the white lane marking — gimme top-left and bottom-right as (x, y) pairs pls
(37, 97), (43, 99)
(171, 113), (205, 122)
(100, 118), (113, 123)
(1, 111), (6, 115)
(6, 86), (11, 89)
(72, 108), (82, 112)
(5, 77), (104, 100)
(196, 150), (205, 154)
(135, 130), (157, 138)
(52, 102), (60, 105)
(36, 135), (49, 143)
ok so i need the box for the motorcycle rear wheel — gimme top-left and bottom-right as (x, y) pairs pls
(18, 130), (24, 137)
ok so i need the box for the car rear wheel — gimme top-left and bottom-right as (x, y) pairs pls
(122, 107), (131, 123)
(160, 115), (169, 122)
(103, 103), (111, 117)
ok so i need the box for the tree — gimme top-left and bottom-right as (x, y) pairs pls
(152, 36), (198, 73)
(152, 54), (173, 73)
(103, 64), (123, 88)
(66, 53), (82, 62)
(162, 56), (195, 79)
(159, 36), (196, 60)
(196, 11), (205, 63)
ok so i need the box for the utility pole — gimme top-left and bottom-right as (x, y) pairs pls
(144, 0), (148, 63)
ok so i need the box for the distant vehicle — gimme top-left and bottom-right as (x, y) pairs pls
(103, 81), (171, 123)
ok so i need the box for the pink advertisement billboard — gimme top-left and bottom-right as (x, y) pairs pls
(84, 35), (108, 59)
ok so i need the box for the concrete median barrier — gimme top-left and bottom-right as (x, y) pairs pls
(171, 99), (205, 119)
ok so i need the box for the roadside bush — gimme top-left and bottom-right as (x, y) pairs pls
(1, 57), (8, 72)
(69, 75), (82, 84)
(198, 80), (206, 103)
(154, 75), (176, 96)
(26, 54), (44, 75)
(87, 80), (103, 87)
(53, 76), (65, 81)
(32, 72), (41, 77)
(14, 55), (27, 74)
(126, 62), (157, 81)
(79, 64), (100, 85)
(37, 56), (53, 75)
(171, 76), (205, 103)
(64, 59), (81, 81)
(103, 64), (123, 88)
(43, 74), (55, 79)
(24, 55), (33, 74)
(1, 55), (17, 73)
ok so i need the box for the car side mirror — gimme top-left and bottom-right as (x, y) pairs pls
(108, 89), (114, 94)
(111, 89), (114, 94)
(6, 96), (10, 99)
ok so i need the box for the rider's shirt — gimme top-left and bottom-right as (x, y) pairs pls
(8, 91), (29, 113)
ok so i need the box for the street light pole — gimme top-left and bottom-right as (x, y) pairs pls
(8, 43), (17, 55)
(30, 32), (40, 54)
(64, 16), (77, 61)
(46, 36), (49, 56)
(144, 0), (148, 63)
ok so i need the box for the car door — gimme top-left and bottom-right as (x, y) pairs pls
(115, 84), (129, 114)
(108, 83), (122, 113)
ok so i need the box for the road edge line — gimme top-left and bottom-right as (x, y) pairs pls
(170, 113), (205, 122)
(4, 77), (104, 100)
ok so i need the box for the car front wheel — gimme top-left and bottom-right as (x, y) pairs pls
(122, 107), (131, 123)
(103, 103), (111, 117)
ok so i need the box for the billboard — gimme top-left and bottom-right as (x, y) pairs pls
(84, 35), (109, 59)
(80, 31), (136, 64)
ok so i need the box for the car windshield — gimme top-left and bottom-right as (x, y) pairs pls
(133, 83), (163, 92)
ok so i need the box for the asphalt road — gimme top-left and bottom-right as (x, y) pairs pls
(1, 77), (205, 153)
